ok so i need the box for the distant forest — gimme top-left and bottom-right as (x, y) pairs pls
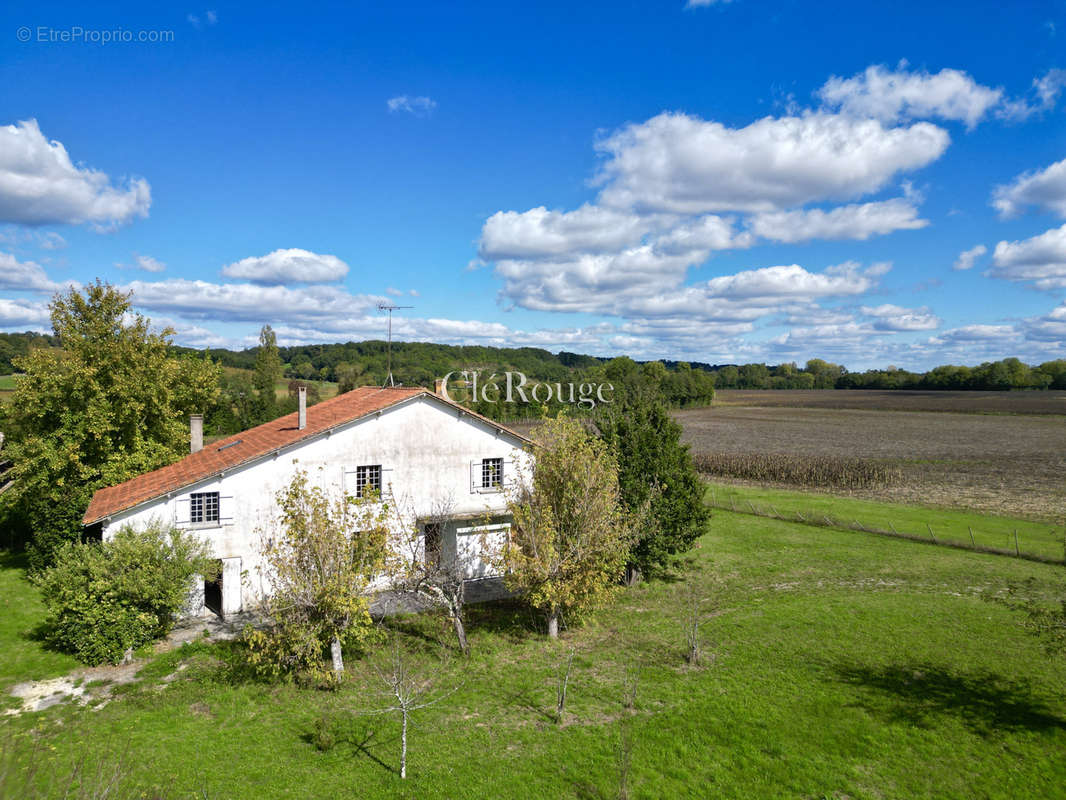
(2, 332), (1064, 397)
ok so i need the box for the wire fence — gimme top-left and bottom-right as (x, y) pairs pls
(709, 490), (1065, 566)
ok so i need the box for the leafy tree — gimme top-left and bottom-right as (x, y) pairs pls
(243, 469), (388, 682)
(597, 388), (710, 580)
(253, 324), (283, 421)
(1, 283), (220, 569)
(494, 416), (634, 638)
(35, 522), (216, 665)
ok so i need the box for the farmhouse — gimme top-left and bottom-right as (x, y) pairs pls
(82, 385), (531, 618)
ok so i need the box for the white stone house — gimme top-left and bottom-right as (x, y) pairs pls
(82, 386), (532, 618)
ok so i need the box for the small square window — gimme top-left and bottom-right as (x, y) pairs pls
(355, 465), (382, 498)
(481, 458), (503, 489)
(190, 492), (220, 524)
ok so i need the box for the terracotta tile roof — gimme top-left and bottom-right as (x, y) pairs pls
(84, 386), (448, 525)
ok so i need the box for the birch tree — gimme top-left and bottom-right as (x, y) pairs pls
(244, 469), (388, 682)
(495, 416), (633, 638)
(364, 640), (458, 779)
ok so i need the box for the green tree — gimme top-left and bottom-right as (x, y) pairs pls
(253, 324), (283, 421)
(495, 416), (634, 638)
(1, 283), (220, 570)
(35, 522), (217, 665)
(243, 469), (389, 682)
(597, 388), (710, 580)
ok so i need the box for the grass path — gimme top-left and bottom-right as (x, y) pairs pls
(4, 497), (1066, 797)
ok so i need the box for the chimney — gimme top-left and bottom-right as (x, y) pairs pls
(190, 414), (203, 454)
(434, 378), (443, 396)
(298, 385), (307, 430)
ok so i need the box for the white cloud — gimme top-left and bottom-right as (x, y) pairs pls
(479, 205), (651, 261)
(386, 287), (403, 297)
(989, 223), (1066, 289)
(934, 324), (1018, 343)
(0, 252), (63, 292)
(37, 232), (66, 250)
(0, 119), (151, 228)
(122, 278), (384, 323)
(1023, 301), (1066, 342)
(817, 64), (1003, 129)
(652, 215), (754, 254)
(861, 303), (941, 331)
(685, 0), (734, 7)
(992, 157), (1066, 218)
(219, 248), (349, 285)
(749, 198), (928, 243)
(0, 296), (50, 330)
(133, 254), (166, 273)
(953, 244), (987, 271)
(703, 261), (883, 301)
(386, 96), (437, 116)
(997, 69), (1066, 122)
(594, 112), (949, 214)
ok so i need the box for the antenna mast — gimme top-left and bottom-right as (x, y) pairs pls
(378, 303), (413, 387)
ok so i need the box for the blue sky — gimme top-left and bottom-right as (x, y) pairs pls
(1, 0), (1065, 370)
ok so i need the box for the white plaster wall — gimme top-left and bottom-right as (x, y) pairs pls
(101, 395), (530, 614)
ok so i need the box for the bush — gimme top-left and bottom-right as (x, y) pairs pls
(35, 522), (217, 665)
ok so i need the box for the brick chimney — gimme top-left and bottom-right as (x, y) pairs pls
(190, 414), (203, 454)
(298, 385), (307, 430)
(434, 378), (443, 396)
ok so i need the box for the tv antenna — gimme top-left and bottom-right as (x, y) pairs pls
(378, 303), (413, 387)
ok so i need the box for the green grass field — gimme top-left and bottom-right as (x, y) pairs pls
(707, 482), (1065, 561)
(3, 491), (1066, 798)
(0, 551), (79, 695)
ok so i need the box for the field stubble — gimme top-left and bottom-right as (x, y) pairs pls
(677, 399), (1066, 523)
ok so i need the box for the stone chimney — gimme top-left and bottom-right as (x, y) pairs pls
(434, 378), (443, 396)
(190, 414), (203, 454)
(298, 385), (307, 430)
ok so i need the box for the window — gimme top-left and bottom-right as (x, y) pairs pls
(481, 458), (503, 489)
(355, 465), (382, 498)
(190, 491), (220, 525)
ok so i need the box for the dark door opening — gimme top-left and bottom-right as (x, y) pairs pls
(204, 560), (223, 617)
(424, 523), (441, 569)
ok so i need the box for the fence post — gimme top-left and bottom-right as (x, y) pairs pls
(926, 523), (936, 543)
(889, 521), (899, 535)
(1014, 530), (1020, 557)
(968, 526), (976, 548)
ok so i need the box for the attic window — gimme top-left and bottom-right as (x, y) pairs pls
(190, 491), (220, 524)
(217, 439), (242, 451)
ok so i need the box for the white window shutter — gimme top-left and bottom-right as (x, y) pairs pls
(469, 461), (479, 493)
(503, 459), (515, 487)
(341, 466), (358, 494)
(174, 497), (191, 526)
(219, 494), (235, 524)
(381, 466), (394, 492)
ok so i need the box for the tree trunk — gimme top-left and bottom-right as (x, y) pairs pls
(330, 635), (344, 675)
(625, 562), (642, 586)
(452, 612), (469, 654)
(400, 707), (408, 779)
(547, 608), (560, 639)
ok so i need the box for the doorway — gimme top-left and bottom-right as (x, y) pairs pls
(424, 523), (441, 569)
(204, 559), (223, 617)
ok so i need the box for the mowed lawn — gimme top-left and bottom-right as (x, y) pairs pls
(3, 493), (1066, 798)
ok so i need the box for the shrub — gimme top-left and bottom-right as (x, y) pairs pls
(35, 522), (217, 665)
